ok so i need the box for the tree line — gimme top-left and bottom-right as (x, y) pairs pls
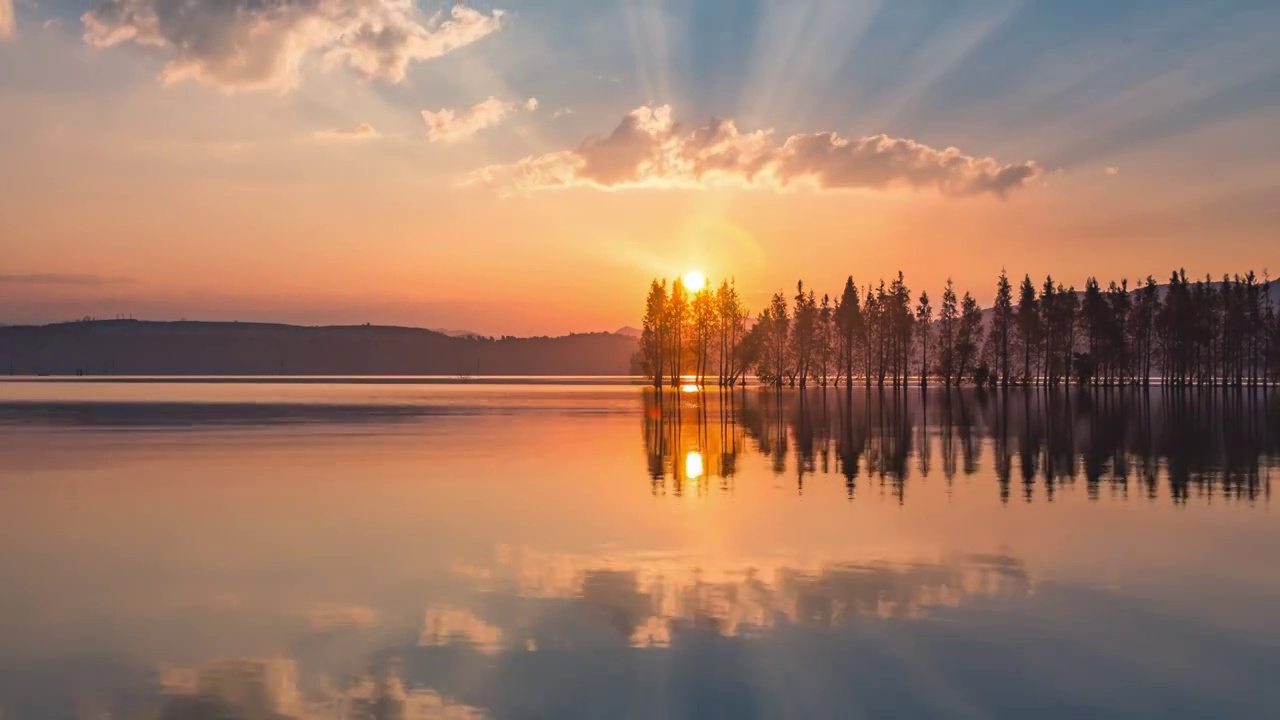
(639, 270), (1280, 388)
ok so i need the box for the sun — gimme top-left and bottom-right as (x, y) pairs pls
(681, 270), (707, 291)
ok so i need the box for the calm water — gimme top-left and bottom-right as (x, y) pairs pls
(2, 380), (1279, 719)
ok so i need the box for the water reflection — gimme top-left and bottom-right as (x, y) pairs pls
(4, 383), (1280, 719)
(644, 388), (1280, 504)
(156, 658), (484, 720)
(448, 547), (1033, 647)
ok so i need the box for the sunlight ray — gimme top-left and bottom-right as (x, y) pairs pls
(863, 0), (1023, 134)
(738, 0), (883, 129)
(621, 0), (677, 106)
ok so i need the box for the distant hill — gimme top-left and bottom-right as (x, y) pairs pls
(429, 327), (483, 338)
(614, 326), (642, 338)
(0, 320), (640, 376)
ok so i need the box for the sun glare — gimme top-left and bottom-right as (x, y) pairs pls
(681, 270), (707, 291)
(684, 451), (704, 480)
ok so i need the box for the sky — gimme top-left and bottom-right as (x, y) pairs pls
(1, 0), (1278, 336)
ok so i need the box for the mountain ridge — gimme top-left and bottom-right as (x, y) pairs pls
(0, 320), (641, 376)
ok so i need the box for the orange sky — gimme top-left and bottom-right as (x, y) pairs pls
(2, 2), (1278, 335)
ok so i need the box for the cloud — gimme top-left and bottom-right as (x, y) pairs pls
(308, 604), (378, 632)
(422, 96), (538, 144)
(0, 273), (133, 286)
(81, 1), (505, 92)
(0, 0), (13, 39)
(551, 107), (573, 119)
(1104, 166), (1120, 176)
(312, 123), (380, 141)
(464, 105), (1043, 198)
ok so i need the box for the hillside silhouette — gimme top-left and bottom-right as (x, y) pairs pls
(0, 320), (640, 376)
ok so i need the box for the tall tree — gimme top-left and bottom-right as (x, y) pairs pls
(991, 270), (1013, 386)
(956, 292), (983, 384)
(665, 278), (689, 387)
(641, 280), (668, 387)
(915, 290), (933, 387)
(1039, 277), (1057, 385)
(1105, 280), (1131, 385)
(1015, 275), (1039, 385)
(938, 279), (958, 386)
(889, 271), (914, 386)
(1132, 276), (1159, 386)
(691, 286), (716, 385)
(835, 278), (862, 387)
(790, 282), (817, 387)
(766, 291), (790, 387)
(816, 294), (835, 386)
(1080, 277), (1106, 385)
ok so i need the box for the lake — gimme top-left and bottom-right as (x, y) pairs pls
(1, 380), (1279, 719)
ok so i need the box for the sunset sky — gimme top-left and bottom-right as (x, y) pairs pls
(2, 0), (1278, 336)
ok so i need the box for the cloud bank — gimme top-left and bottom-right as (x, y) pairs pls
(313, 123), (380, 141)
(81, 0), (505, 92)
(422, 96), (538, 144)
(0, 273), (133, 286)
(465, 105), (1042, 198)
(0, 0), (14, 39)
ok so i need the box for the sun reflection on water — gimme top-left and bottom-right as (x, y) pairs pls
(684, 451), (704, 480)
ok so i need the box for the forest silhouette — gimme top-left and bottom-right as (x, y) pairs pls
(640, 271), (1280, 388)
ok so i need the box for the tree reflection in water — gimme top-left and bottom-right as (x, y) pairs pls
(643, 387), (1279, 504)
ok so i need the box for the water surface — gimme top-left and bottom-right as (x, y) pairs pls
(1, 381), (1278, 719)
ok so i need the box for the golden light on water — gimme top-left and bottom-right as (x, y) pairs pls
(681, 270), (707, 291)
(680, 383), (700, 393)
(684, 451), (704, 480)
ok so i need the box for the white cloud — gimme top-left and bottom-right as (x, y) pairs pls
(551, 107), (573, 119)
(0, 0), (14, 40)
(1104, 166), (1120, 176)
(312, 123), (380, 141)
(422, 96), (538, 144)
(81, 0), (505, 92)
(465, 105), (1043, 198)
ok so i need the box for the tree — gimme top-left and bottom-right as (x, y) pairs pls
(764, 291), (790, 387)
(1132, 276), (1159, 386)
(835, 278), (862, 387)
(790, 282), (817, 387)
(1015, 275), (1039, 385)
(1080, 277), (1106, 386)
(1105, 279), (1130, 385)
(815, 294), (835, 386)
(956, 292), (983, 384)
(991, 270), (1013, 386)
(889, 271), (914, 386)
(915, 291), (933, 387)
(1039, 277), (1057, 385)
(641, 280), (668, 387)
(716, 280), (749, 386)
(1059, 286), (1078, 386)
(1263, 271), (1276, 388)
(691, 286), (715, 385)
(663, 279), (690, 386)
(938, 279), (958, 386)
